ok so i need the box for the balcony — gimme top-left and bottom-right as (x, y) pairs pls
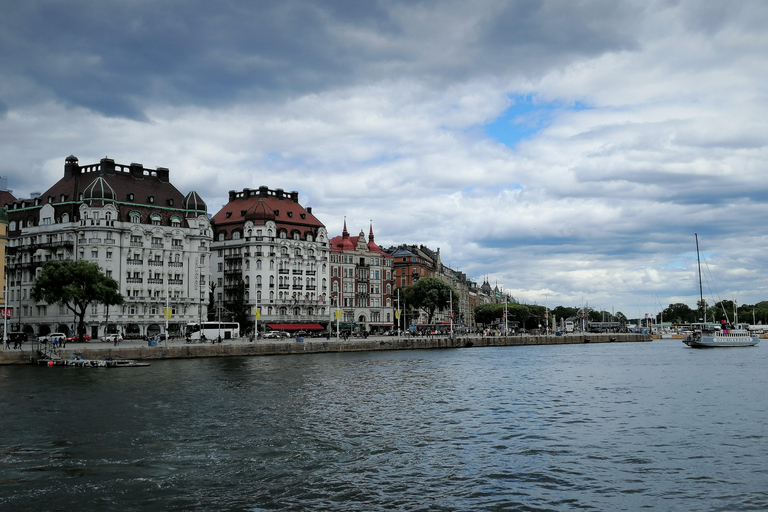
(126, 278), (143, 284)
(147, 260), (164, 267)
(292, 270), (303, 275)
(168, 261), (183, 268)
(147, 278), (164, 284)
(151, 243), (164, 249)
(126, 259), (143, 265)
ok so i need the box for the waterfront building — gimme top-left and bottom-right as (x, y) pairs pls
(384, 243), (475, 330)
(5, 156), (211, 339)
(209, 186), (330, 333)
(328, 221), (394, 334)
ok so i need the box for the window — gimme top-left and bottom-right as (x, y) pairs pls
(106, 251), (112, 259)
(233, 231), (241, 240)
(150, 214), (161, 225)
(91, 249), (98, 259)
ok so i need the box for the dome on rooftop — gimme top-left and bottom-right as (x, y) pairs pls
(82, 177), (115, 202)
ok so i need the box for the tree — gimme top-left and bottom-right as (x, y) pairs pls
(227, 280), (251, 331)
(403, 277), (458, 325)
(31, 260), (123, 342)
(660, 303), (696, 324)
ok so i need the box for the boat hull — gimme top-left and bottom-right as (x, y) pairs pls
(683, 335), (760, 348)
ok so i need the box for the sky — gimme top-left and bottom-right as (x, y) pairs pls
(2, 0), (768, 319)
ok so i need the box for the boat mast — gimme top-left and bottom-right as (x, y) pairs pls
(695, 233), (705, 323)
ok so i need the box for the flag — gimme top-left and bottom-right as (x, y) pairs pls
(253, 308), (261, 319)
(395, 310), (401, 320)
(163, 307), (172, 320)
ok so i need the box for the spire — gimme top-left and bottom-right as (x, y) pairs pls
(369, 220), (374, 242)
(342, 216), (349, 238)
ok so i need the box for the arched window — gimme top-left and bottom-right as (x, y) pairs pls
(256, 275), (262, 287)
(256, 259), (262, 269)
(218, 232), (225, 241)
(281, 247), (288, 256)
(233, 231), (241, 240)
(294, 248), (301, 257)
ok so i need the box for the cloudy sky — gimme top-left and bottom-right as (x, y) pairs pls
(2, 0), (768, 318)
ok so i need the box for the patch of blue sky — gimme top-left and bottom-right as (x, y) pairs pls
(483, 94), (590, 148)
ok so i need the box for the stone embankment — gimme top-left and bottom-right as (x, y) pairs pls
(0, 333), (652, 365)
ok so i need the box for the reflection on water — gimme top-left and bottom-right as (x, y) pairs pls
(1, 341), (767, 511)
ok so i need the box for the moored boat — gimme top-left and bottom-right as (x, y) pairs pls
(683, 233), (759, 349)
(683, 326), (759, 348)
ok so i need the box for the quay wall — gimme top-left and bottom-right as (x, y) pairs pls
(0, 333), (652, 366)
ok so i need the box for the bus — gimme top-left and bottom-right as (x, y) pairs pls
(186, 322), (240, 341)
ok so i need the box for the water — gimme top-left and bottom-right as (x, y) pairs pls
(1, 340), (767, 511)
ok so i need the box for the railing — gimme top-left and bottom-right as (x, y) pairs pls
(126, 259), (143, 265)
(147, 260), (164, 266)
(168, 262), (183, 267)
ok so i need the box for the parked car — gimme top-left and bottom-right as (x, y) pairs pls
(39, 332), (68, 343)
(66, 333), (91, 342)
(105, 334), (123, 343)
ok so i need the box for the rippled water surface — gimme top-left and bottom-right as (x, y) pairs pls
(2, 340), (767, 511)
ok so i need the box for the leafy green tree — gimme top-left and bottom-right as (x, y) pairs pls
(474, 303), (501, 325)
(404, 277), (458, 325)
(552, 306), (579, 320)
(227, 280), (250, 331)
(31, 260), (123, 342)
(660, 303), (696, 324)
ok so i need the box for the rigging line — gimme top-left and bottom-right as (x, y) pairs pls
(702, 255), (731, 324)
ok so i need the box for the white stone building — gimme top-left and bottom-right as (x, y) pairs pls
(6, 156), (211, 339)
(209, 186), (330, 334)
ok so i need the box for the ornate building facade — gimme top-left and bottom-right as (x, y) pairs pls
(5, 156), (211, 339)
(209, 186), (330, 333)
(329, 221), (394, 334)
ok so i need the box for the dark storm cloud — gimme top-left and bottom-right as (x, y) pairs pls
(1, 0), (642, 119)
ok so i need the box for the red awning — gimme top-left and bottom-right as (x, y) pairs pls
(267, 324), (324, 331)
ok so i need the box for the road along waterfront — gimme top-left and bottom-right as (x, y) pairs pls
(0, 333), (651, 365)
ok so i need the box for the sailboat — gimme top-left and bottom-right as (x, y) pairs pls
(683, 233), (760, 348)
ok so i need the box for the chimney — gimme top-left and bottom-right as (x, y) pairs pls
(156, 167), (169, 183)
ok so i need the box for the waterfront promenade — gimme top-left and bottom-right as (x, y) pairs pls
(0, 332), (651, 365)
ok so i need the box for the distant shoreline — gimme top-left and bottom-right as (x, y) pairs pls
(1, 333), (652, 366)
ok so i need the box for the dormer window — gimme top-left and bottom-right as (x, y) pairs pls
(148, 196), (154, 203)
(128, 193), (134, 201)
(225, 212), (232, 218)
(287, 211), (293, 218)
